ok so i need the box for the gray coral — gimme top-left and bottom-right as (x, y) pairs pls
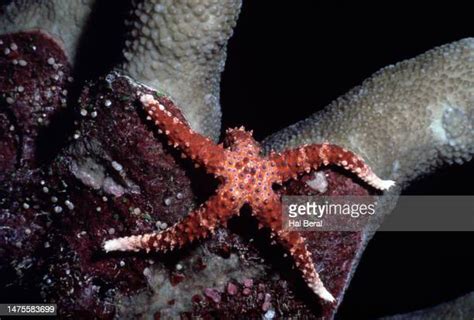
(121, 0), (242, 141)
(263, 38), (474, 187)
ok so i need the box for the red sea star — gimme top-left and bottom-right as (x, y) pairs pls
(104, 93), (395, 302)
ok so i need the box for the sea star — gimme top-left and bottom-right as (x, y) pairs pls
(104, 93), (394, 302)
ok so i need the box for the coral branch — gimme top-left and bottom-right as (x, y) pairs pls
(121, 0), (242, 140)
(264, 38), (474, 186)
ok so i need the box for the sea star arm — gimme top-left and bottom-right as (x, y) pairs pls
(103, 188), (237, 253)
(270, 143), (395, 190)
(253, 198), (335, 302)
(140, 94), (225, 172)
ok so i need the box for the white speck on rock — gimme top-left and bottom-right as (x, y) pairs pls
(263, 309), (276, 319)
(65, 200), (74, 210)
(143, 267), (151, 277)
(111, 161), (123, 172)
(305, 171), (328, 193)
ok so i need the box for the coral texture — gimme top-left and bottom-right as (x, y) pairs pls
(263, 39), (474, 186)
(121, 0), (242, 140)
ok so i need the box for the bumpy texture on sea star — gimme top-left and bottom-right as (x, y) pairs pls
(104, 93), (394, 302)
(121, 0), (242, 141)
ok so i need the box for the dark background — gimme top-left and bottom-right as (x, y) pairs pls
(72, 1), (474, 318)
